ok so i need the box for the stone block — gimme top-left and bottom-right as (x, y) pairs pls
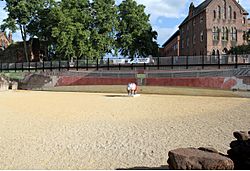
(168, 148), (234, 170)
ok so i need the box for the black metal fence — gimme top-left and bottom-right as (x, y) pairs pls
(0, 54), (250, 73)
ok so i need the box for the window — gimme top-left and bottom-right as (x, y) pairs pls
(228, 6), (232, 19)
(213, 27), (219, 41)
(193, 19), (196, 26)
(225, 27), (228, 40)
(231, 27), (237, 41)
(222, 27), (225, 40)
(213, 10), (216, 19)
(223, 0), (226, 19)
(200, 16), (204, 23)
(200, 31), (204, 42)
(243, 17), (246, 24)
(193, 34), (196, 44)
(181, 40), (184, 49)
(233, 11), (236, 19)
(218, 6), (221, 19)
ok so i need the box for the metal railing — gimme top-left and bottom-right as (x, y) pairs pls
(0, 54), (250, 73)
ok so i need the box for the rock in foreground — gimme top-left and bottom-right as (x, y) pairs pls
(168, 148), (234, 170)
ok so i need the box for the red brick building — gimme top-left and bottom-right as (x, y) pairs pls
(160, 30), (180, 57)
(162, 0), (249, 56)
(0, 32), (12, 50)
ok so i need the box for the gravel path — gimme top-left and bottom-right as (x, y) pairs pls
(0, 91), (249, 169)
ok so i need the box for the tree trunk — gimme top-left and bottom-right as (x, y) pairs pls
(20, 25), (29, 62)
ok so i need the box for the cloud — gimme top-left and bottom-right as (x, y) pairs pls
(153, 25), (179, 46)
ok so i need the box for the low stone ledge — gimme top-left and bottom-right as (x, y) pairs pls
(168, 147), (234, 170)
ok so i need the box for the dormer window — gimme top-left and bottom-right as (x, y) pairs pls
(213, 10), (216, 19)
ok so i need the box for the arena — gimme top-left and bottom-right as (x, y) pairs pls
(0, 90), (249, 169)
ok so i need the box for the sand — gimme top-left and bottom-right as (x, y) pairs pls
(0, 90), (249, 169)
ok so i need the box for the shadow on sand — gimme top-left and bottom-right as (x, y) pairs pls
(105, 95), (129, 98)
(116, 165), (169, 170)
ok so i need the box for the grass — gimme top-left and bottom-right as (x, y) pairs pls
(1, 72), (26, 81)
(39, 85), (249, 98)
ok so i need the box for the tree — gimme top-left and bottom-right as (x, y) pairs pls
(117, 0), (158, 58)
(90, 0), (118, 58)
(1, 0), (44, 62)
(27, 0), (60, 59)
(51, 0), (94, 60)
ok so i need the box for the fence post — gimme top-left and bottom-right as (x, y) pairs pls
(35, 62), (37, 72)
(76, 57), (78, 71)
(96, 58), (99, 70)
(86, 58), (88, 71)
(218, 54), (220, 69)
(157, 56), (160, 70)
(28, 61), (31, 72)
(107, 58), (110, 70)
(50, 60), (52, 71)
(15, 62), (17, 72)
(42, 60), (45, 72)
(186, 56), (188, 69)
(144, 62), (146, 70)
(0, 61), (2, 72)
(59, 58), (61, 71)
(67, 59), (70, 71)
(22, 62), (24, 72)
(7, 63), (9, 72)
(171, 56), (174, 69)
(235, 53), (238, 69)
(131, 63), (134, 70)
(202, 54), (205, 69)
(119, 63), (121, 70)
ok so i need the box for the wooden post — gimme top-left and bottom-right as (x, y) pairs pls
(0, 62), (2, 72)
(186, 56), (189, 69)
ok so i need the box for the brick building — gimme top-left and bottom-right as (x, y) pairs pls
(0, 32), (12, 50)
(160, 30), (180, 57)
(162, 0), (249, 57)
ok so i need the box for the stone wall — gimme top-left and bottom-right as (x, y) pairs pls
(0, 76), (9, 91)
(15, 68), (250, 91)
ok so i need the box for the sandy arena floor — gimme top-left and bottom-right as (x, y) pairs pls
(0, 90), (249, 169)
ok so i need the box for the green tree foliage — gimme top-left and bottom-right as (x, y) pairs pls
(1, 0), (44, 61)
(229, 44), (250, 54)
(1, 0), (158, 60)
(51, 0), (94, 60)
(91, 0), (118, 58)
(117, 0), (158, 58)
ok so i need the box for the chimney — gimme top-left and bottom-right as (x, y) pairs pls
(189, 2), (195, 17)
